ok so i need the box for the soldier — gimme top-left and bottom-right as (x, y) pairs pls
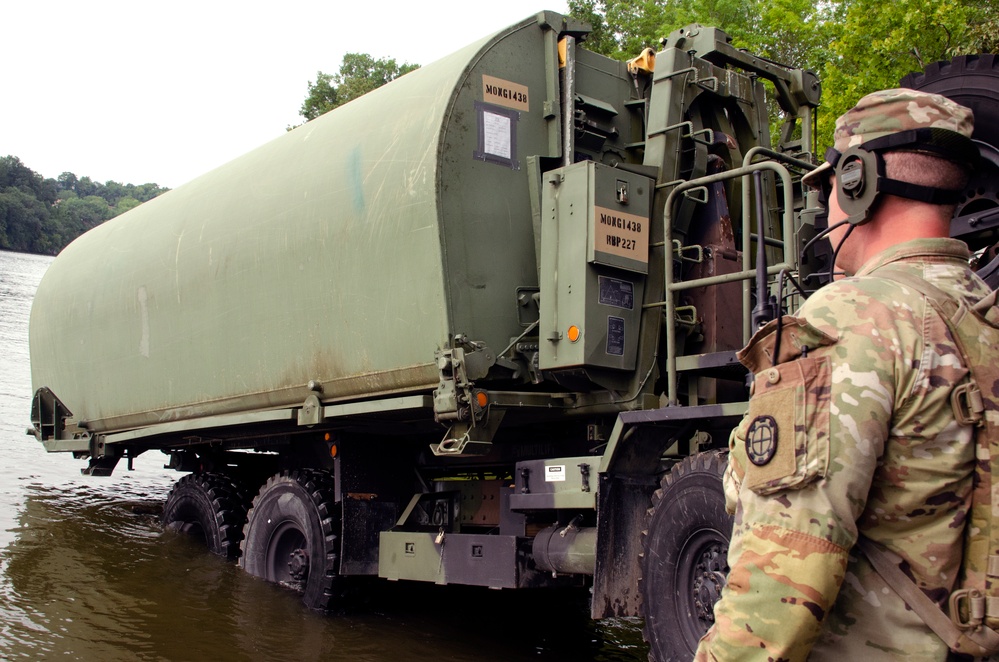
(695, 89), (987, 660)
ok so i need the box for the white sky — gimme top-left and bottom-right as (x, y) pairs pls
(3, 1), (570, 189)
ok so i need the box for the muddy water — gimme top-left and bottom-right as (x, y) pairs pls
(0, 250), (646, 661)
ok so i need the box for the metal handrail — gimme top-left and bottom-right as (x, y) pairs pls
(652, 161), (795, 405)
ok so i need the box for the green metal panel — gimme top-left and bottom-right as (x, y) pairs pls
(29, 16), (565, 435)
(378, 531), (521, 588)
(379, 532), (445, 583)
(509, 455), (599, 509)
(436, 15), (563, 352)
(538, 161), (651, 371)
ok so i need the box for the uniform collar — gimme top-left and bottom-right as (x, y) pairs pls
(854, 237), (971, 277)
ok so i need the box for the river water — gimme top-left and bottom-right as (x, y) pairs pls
(0, 249), (646, 661)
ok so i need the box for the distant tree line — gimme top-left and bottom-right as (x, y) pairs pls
(0, 155), (168, 256)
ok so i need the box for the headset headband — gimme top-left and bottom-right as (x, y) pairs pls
(826, 127), (975, 224)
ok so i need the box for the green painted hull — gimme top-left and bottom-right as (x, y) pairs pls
(30, 15), (560, 433)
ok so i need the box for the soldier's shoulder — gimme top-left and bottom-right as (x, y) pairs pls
(801, 276), (920, 311)
(798, 276), (922, 334)
(809, 274), (914, 300)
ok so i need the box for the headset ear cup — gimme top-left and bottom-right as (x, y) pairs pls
(836, 146), (882, 225)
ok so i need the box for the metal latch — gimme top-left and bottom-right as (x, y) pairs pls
(616, 179), (629, 204)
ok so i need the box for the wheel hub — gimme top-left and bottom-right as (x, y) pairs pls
(691, 542), (728, 622)
(288, 548), (309, 581)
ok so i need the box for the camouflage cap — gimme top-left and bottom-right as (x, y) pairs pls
(803, 88), (975, 187)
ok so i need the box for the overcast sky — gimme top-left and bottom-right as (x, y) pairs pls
(3, 1), (570, 189)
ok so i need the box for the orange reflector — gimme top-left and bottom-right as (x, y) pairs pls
(567, 325), (581, 342)
(329, 444), (338, 458)
(476, 391), (489, 408)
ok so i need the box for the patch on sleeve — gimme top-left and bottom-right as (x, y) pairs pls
(740, 355), (832, 495)
(745, 415), (778, 466)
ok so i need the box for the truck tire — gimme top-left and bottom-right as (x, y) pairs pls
(162, 472), (248, 559)
(639, 451), (731, 662)
(239, 469), (341, 611)
(900, 54), (999, 150)
(900, 55), (999, 259)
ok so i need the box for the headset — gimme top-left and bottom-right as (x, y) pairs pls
(801, 126), (979, 286)
(825, 127), (979, 225)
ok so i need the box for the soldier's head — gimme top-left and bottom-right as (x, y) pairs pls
(804, 88), (976, 273)
(805, 88), (976, 223)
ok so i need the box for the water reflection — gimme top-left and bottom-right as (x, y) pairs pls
(1, 486), (645, 661)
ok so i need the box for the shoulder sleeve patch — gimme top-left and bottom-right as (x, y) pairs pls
(737, 354), (832, 495)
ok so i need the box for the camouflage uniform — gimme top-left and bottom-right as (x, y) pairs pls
(695, 90), (985, 661)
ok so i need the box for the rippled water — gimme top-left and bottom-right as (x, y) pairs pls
(0, 250), (646, 661)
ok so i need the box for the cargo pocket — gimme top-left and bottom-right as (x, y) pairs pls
(742, 355), (831, 495)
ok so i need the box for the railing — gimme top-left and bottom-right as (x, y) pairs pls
(647, 160), (796, 405)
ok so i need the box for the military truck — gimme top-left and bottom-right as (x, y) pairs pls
(28, 11), (999, 661)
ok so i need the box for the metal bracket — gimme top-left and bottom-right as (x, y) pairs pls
(681, 186), (710, 204)
(82, 454), (120, 477)
(430, 409), (506, 457)
(431, 429), (494, 456)
(433, 339), (496, 424)
(649, 120), (717, 146)
(672, 240), (705, 263)
(31, 387), (88, 445)
(297, 393), (323, 426)
(674, 305), (699, 329)
(82, 435), (120, 476)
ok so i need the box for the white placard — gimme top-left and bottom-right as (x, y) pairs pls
(482, 111), (511, 160)
(545, 465), (567, 482)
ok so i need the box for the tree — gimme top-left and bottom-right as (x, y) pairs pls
(568, 0), (993, 155)
(0, 186), (52, 253)
(57, 171), (78, 192)
(569, 0), (833, 69)
(0, 156), (37, 191)
(56, 195), (111, 237)
(294, 53), (420, 126)
(75, 176), (98, 198)
(129, 183), (166, 203)
(114, 196), (142, 215)
(101, 180), (125, 206)
(298, 71), (338, 123)
(816, 0), (997, 143)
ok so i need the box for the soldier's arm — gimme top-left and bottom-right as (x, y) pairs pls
(697, 286), (908, 661)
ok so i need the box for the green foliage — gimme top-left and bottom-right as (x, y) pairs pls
(817, 0), (997, 143)
(0, 155), (169, 256)
(568, 0), (994, 154)
(294, 53), (420, 127)
(566, 0), (619, 56)
(299, 71), (339, 123)
(569, 0), (834, 68)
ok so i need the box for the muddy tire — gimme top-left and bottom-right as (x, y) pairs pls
(639, 451), (732, 662)
(901, 55), (999, 259)
(162, 472), (248, 559)
(239, 469), (341, 611)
